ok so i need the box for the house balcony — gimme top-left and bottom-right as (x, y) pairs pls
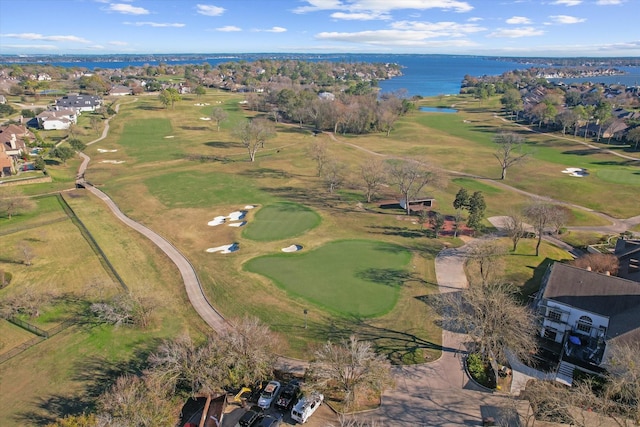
(562, 333), (607, 371)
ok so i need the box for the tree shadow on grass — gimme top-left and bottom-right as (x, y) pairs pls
(356, 268), (427, 287)
(367, 225), (424, 239)
(14, 341), (160, 425)
(561, 148), (601, 156)
(239, 167), (293, 180)
(204, 140), (238, 149)
(303, 316), (444, 364)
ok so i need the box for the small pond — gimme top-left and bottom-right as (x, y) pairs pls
(419, 106), (458, 113)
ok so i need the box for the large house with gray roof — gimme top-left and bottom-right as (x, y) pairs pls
(54, 94), (101, 112)
(532, 262), (640, 385)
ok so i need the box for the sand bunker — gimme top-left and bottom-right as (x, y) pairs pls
(199, 117), (211, 121)
(100, 160), (125, 164)
(194, 103), (210, 106)
(97, 148), (118, 153)
(208, 216), (227, 226)
(282, 244), (303, 252)
(164, 135), (175, 138)
(562, 167), (589, 177)
(206, 243), (238, 254)
(228, 221), (246, 227)
(244, 205), (256, 210)
(228, 210), (247, 221)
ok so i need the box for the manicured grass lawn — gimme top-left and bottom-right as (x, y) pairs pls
(597, 167), (640, 185)
(117, 118), (182, 163)
(144, 170), (274, 208)
(242, 202), (321, 241)
(244, 240), (411, 317)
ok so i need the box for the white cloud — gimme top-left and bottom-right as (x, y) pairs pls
(266, 26), (288, 33)
(1, 44), (59, 50)
(196, 4), (225, 16)
(391, 20), (485, 36)
(596, 0), (624, 4)
(294, 0), (473, 14)
(107, 3), (149, 15)
(467, 17), (483, 22)
(108, 41), (129, 46)
(551, 0), (582, 5)
(124, 21), (185, 27)
(216, 25), (241, 32)
(330, 11), (391, 20)
(549, 15), (586, 24)
(506, 16), (531, 24)
(1, 33), (90, 43)
(487, 27), (545, 38)
(316, 29), (478, 47)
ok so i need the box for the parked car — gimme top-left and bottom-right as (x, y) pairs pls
(236, 408), (262, 427)
(257, 413), (282, 427)
(290, 391), (324, 424)
(274, 379), (301, 410)
(257, 381), (281, 409)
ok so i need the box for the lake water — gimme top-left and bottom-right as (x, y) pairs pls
(5, 53), (640, 98)
(419, 106), (458, 113)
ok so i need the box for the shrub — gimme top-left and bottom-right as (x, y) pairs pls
(467, 353), (489, 386)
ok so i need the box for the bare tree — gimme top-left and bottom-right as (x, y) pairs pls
(220, 316), (279, 388)
(569, 253), (619, 275)
(308, 139), (329, 177)
(18, 240), (35, 266)
(503, 210), (527, 251)
(0, 186), (36, 219)
(524, 202), (563, 256)
(465, 240), (508, 286)
(493, 132), (529, 180)
(0, 285), (57, 319)
(602, 341), (640, 425)
(96, 374), (178, 427)
(323, 160), (347, 194)
(308, 335), (393, 411)
(90, 293), (155, 328)
(386, 160), (446, 216)
(210, 106), (228, 131)
(233, 118), (276, 162)
(444, 283), (538, 375)
(359, 159), (386, 203)
(147, 334), (226, 397)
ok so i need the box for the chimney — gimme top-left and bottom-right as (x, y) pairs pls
(586, 266), (592, 271)
(605, 271), (610, 276)
(9, 134), (16, 150)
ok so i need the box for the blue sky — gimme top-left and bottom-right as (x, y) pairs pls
(0, 0), (638, 57)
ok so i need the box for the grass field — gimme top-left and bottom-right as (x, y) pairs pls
(245, 240), (411, 317)
(243, 202), (321, 241)
(1, 87), (638, 423)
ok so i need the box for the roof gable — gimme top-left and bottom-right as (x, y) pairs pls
(542, 263), (640, 316)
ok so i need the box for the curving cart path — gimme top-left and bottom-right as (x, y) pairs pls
(76, 99), (229, 333)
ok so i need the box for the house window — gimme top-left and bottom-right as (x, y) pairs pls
(548, 309), (562, 322)
(576, 315), (592, 333)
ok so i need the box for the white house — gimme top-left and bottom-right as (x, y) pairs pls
(37, 109), (78, 130)
(533, 262), (640, 384)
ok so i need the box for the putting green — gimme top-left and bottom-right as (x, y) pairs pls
(244, 240), (412, 317)
(242, 202), (320, 241)
(596, 168), (640, 185)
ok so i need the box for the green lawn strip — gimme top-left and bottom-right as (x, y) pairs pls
(500, 238), (574, 300)
(143, 169), (274, 209)
(242, 202), (321, 241)
(245, 240), (411, 318)
(0, 194), (67, 229)
(597, 167), (640, 185)
(117, 117), (181, 163)
(559, 230), (610, 249)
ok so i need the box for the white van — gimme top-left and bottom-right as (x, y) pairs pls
(290, 391), (324, 424)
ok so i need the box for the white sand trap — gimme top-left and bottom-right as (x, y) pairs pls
(206, 243), (239, 254)
(227, 210), (247, 221)
(244, 205), (256, 210)
(200, 117), (211, 121)
(100, 160), (125, 164)
(282, 244), (303, 252)
(562, 167), (589, 177)
(97, 148), (118, 153)
(228, 221), (246, 227)
(207, 216), (227, 226)
(164, 135), (175, 139)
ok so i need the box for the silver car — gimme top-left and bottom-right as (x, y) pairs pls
(257, 381), (281, 409)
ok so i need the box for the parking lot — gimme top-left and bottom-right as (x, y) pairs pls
(220, 401), (337, 427)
